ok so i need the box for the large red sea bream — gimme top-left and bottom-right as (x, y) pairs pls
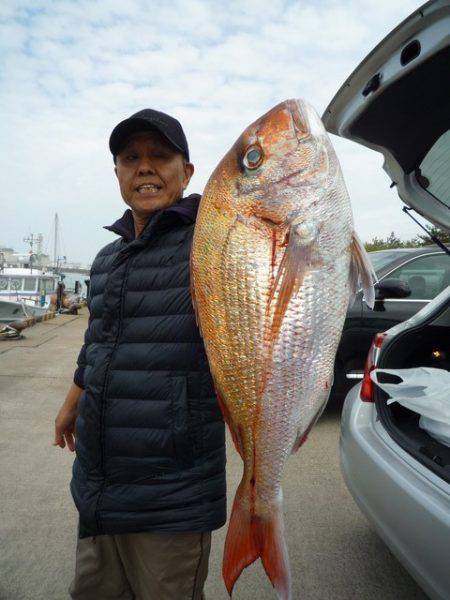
(191, 99), (376, 599)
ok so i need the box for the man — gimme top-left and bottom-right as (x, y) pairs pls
(54, 109), (227, 600)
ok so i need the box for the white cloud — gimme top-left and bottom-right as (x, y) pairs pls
(0, 0), (425, 264)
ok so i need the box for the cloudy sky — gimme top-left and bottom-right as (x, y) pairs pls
(1, 0), (426, 266)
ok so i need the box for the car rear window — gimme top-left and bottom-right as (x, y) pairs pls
(369, 250), (412, 273)
(418, 130), (450, 208)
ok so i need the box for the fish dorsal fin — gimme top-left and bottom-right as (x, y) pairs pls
(349, 231), (377, 309)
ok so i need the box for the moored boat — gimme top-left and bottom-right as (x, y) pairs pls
(0, 267), (59, 323)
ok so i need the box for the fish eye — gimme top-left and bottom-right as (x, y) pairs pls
(243, 145), (263, 170)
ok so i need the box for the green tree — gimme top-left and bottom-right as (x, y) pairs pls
(385, 232), (403, 248)
(416, 226), (450, 246)
(364, 236), (388, 252)
(364, 231), (423, 252)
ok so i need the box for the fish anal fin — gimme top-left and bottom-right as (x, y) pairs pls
(291, 428), (309, 454)
(215, 390), (244, 458)
(291, 402), (327, 454)
(349, 231), (377, 310)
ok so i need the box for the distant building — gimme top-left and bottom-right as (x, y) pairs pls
(0, 247), (15, 266)
(63, 261), (83, 270)
(11, 253), (51, 269)
(0, 247), (51, 270)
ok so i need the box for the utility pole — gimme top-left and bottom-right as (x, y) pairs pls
(24, 233), (36, 252)
(23, 234), (37, 272)
(36, 233), (43, 256)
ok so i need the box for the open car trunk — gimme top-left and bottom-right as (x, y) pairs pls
(374, 301), (450, 484)
(324, 0), (450, 481)
(322, 0), (450, 232)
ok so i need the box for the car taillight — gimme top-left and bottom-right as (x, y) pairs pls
(360, 332), (387, 402)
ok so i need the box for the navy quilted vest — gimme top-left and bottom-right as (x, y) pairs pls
(70, 196), (227, 538)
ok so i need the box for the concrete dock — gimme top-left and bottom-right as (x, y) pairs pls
(0, 310), (428, 600)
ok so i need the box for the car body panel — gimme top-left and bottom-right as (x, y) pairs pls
(359, 297), (427, 355)
(341, 383), (450, 600)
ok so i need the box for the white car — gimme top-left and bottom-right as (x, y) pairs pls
(323, 1), (450, 598)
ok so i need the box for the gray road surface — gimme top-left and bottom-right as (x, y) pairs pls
(0, 311), (428, 600)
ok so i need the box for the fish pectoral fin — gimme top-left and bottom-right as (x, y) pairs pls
(269, 220), (319, 341)
(349, 231), (377, 310)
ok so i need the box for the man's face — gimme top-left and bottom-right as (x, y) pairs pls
(114, 129), (194, 218)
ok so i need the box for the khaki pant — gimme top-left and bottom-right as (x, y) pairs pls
(68, 531), (211, 600)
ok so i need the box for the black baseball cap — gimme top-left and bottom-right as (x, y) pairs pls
(109, 108), (190, 161)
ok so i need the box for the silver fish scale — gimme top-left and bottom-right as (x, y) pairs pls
(256, 252), (352, 509)
(252, 170), (354, 505)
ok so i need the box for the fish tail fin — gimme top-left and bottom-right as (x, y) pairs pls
(258, 504), (291, 600)
(223, 483), (259, 596)
(223, 485), (291, 600)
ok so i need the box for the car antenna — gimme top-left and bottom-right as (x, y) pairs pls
(402, 206), (450, 257)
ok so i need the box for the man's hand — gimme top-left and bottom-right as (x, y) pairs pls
(54, 383), (83, 452)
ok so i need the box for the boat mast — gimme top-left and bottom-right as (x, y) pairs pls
(53, 213), (59, 270)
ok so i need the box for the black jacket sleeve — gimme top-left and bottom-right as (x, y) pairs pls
(73, 320), (90, 389)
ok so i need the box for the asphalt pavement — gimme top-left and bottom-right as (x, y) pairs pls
(0, 310), (429, 600)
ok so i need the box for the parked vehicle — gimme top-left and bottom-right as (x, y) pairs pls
(340, 286), (450, 600)
(334, 245), (449, 401)
(323, 0), (450, 597)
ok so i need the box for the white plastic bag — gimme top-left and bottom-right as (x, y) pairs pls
(419, 416), (450, 447)
(370, 367), (450, 447)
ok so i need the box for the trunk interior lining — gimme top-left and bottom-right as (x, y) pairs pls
(375, 324), (450, 484)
